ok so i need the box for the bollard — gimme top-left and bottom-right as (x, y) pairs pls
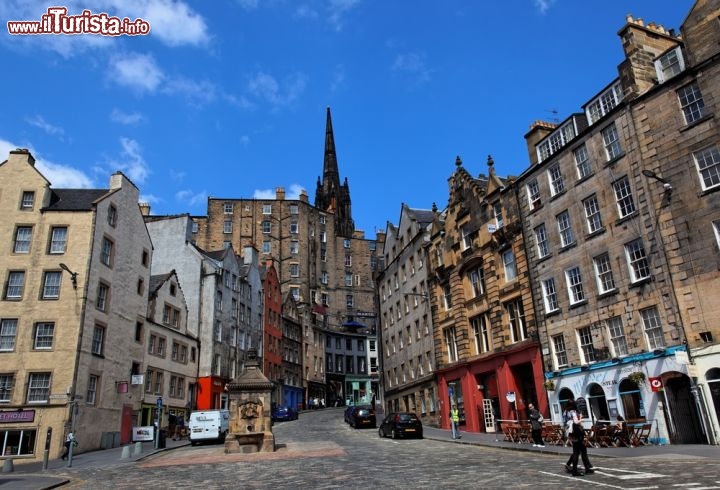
(120, 446), (131, 459)
(133, 442), (143, 456)
(2, 459), (14, 473)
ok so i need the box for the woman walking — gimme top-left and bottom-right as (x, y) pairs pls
(564, 400), (594, 476)
(528, 403), (545, 447)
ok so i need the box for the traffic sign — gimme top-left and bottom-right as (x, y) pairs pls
(156, 397), (163, 408)
(506, 391), (515, 403)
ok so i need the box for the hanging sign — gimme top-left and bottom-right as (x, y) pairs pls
(649, 377), (663, 392)
(506, 391), (516, 403)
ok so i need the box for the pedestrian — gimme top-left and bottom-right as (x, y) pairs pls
(450, 404), (461, 439)
(528, 403), (545, 447)
(563, 400), (594, 476)
(61, 432), (75, 460)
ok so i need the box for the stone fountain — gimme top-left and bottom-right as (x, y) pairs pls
(224, 349), (275, 453)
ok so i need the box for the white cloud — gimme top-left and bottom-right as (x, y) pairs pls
(239, 135), (250, 146)
(109, 52), (165, 93)
(534, 0), (556, 14)
(175, 189), (207, 207)
(0, 138), (94, 188)
(163, 76), (217, 104)
(253, 184), (305, 200)
(110, 108), (146, 125)
(131, 0), (210, 47)
(330, 64), (345, 92)
(236, 0), (260, 10)
(327, 0), (361, 31)
(247, 71), (307, 109)
(170, 170), (186, 181)
(392, 52), (432, 84)
(106, 137), (151, 185)
(25, 115), (65, 138)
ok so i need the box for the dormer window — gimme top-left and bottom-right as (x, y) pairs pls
(585, 80), (624, 125)
(655, 46), (685, 83)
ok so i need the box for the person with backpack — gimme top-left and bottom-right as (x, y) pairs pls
(563, 400), (594, 476)
(528, 403), (545, 447)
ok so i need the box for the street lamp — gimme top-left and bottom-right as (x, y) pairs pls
(59, 263), (78, 289)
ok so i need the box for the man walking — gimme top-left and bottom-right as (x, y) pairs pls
(528, 403), (545, 447)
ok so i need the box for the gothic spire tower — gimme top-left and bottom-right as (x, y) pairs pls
(315, 107), (355, 237)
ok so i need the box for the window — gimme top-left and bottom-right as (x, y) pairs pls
(593, 253), (616, 294)
(33, 322), (54, 349)
(262, 204), (272, 214)
(290, 204), (299, 215)
(471, 315), (491, 354)
(224, 203), (233, 214)
(493, 202), (504, 229)
(13, 226), (32, 253)
(613, 176), (636, 218)
(5, 271), (25, 299)
(714, 220), (720, 249)
(469, 267), (485, 297)
(100, 237), (114, 267)
(343, 239), (351, 249)
(526, 179), (541, 210)
(262, 220), (271, 233)
(552, 335), (568, 368)
(607, 316), (628, 357)
(694, 146), (720, 191)
(345, 254), (352, 267)
(27, 372), (51, 403)
(444, 327), (458, 362)
(556, 211), (575, 247)
(574, 144), (592, 180)
(154, 371), (164, 394)
(92, 324), (105, 355)
(641, 307), (665, 350)
(0, 319), (17, 352)
(41, 271), (62, 299)
(536, 119), (577, 162)
(345, 273), (352, 286)
(506, 299), (527, 343)
(49, 227), (67, 254)
(586, 81), (624, 125)
(21, 191), (35, 209)
(223, 220), (232, 234)
(107, 204), (117, 227)
(583, 195), (603, 234)
(602, 123), (622, 161)
(145, 370), (153, 393)
(565, 266), (585, 304)
(534, 224), (549, 258)
(262, 240), (271, 254)
(577, 326), (596, 364)
(443, 284), (452, 310)
(625, 239), (650, 283)
(290, 264), (300, 277)
(191, 221), (199, 233)
(290, 240), (299, 254)
(86, 375), (98, 405)
(96, 282), (110, 311)
(461, 225), (472, 250)
(290, 221), (299, 234)
(542, 278), (559, 313)
(548, 164), (565, 196)
(346, 294), (354, 308)
(502, 249), (517, 281)
(678, 82), (705, 124)
(655, 46), (684, 83)
(321, 271), (328, 285)
(0, 374), (13, 402)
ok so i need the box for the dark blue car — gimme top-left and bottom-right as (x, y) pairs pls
(272, 406), (299, 422)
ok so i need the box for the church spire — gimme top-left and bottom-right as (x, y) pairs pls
(315, 107), (355, 237)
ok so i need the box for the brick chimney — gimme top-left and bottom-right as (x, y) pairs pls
(139, 202), (151, 216)
(276, 187), (285, 200)
(8, 148), (36, 166)
(524, 121), (557, 166)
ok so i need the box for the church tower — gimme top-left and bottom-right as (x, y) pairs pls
(314, 107), (355, 237)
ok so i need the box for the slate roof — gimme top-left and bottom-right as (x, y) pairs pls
(44, 189), (110, 211)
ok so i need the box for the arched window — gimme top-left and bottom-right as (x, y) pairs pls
(619, 379), (645, 420)
(558, 387), (574, 413)
(587, 383), (609, 423)
(706, 368), (720, 429)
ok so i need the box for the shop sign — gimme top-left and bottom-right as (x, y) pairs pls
(132, 426), (154, 442)
(0, 409), (35, 423)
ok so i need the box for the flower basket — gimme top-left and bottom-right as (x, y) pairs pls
(628, 371), (646, 384)
(543, 379), (555, 391)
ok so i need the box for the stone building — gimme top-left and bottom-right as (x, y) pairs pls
(377, 203), (440, 426)
(518, 0), (719, 444)
(259, 262), (283, 406)
(425, 156), (542, 434)
(280, 293), (304, 411)
(141, 271), (198, 427)
(0, 149), (152, 459)
(190, 108), (384, 406)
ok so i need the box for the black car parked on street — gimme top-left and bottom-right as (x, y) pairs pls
(378, 412), (423, 439)
(345, 405), (376, 428)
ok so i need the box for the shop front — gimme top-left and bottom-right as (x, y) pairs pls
(545, 345), (709, 445)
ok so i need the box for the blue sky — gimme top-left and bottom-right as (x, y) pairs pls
(1, 1), (693, 237)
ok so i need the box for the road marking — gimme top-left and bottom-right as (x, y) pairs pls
(592, 466), (668, 480)
(538, 471), (658, 489)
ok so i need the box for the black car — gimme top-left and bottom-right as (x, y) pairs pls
(378, 412), (423, 439)
(346, 405), (376, 428)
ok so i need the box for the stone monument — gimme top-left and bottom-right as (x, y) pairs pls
(224, 348), (276, 453)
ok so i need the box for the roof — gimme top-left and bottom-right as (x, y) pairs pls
(149, 272), (174, 295)
(44, 189), (110, 211)
(406, 208), (435, 226)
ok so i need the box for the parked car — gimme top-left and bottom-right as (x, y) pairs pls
(378, 412), (423, 439)
(343, 405), (356, 424)
(272, 406), (299, 422)
(346, 405), (376, 428)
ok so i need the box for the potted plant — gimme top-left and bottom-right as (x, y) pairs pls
(543, 379), (556, 391)
(628, 371), (646, 384)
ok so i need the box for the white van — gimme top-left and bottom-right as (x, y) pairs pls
(188, 410), (230, 445)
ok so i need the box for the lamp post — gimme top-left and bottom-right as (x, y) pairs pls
(66, 398), (78, 467)
(642, 169), (714, 445)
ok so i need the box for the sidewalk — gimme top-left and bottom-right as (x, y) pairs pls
(422, 425), (719, 460)
(0, 437), (189, 490)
